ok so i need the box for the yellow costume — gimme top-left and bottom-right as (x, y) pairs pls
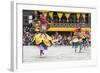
(33, 33), (52, 47)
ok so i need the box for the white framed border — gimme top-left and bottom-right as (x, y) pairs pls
(11, 1), (97, 72)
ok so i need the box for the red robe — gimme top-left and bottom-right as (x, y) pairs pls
(39, 16), (48, 26)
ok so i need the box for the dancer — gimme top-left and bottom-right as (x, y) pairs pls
(79, 37), (83, 53)
(72, 36), (79, 52)
(33, 13), (52, 57)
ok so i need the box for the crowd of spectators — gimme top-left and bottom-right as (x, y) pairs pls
(23, 28), (91, 47)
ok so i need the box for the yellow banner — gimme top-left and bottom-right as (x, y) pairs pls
(47, 28), (90, 32)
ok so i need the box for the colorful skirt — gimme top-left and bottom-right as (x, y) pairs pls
(33, 33), (52, 50)
(37, 42), (47, 50)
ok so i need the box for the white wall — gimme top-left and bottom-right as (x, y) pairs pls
(0, 0), (100, 73)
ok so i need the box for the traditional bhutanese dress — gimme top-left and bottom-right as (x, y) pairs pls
(33, 15), (58, 50)
(33, 33), (52, 50)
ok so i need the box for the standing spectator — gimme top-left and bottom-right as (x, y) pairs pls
(53, 12), (59, 23)
(46, 12), (52, 23)
(61, 13), (67, 23)
(23, 32), (30, 45)
(79, 14), (84, 23)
